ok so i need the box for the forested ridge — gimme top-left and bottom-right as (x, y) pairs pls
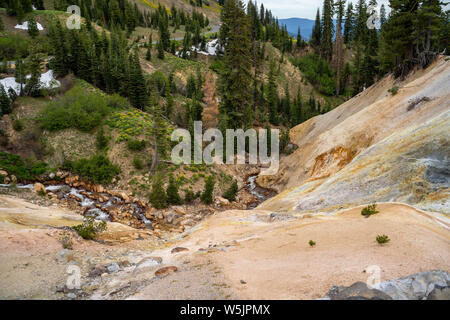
(0, 0), (448, 199)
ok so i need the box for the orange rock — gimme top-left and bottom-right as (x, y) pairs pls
(155, 266), (178, 277)
(171, 247), (189, 254)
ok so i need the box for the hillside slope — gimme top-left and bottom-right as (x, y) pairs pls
(257, 57), (450, 214)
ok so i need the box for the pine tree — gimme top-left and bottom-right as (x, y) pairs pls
(321, 0), (334, 61)
(24, 45), (42, 97)
(200, 175), (215, 204)
(380, 4), (387, 27)
(166, 175), (182, 205)
(311, 9), (322, 47)
(296, 26), (302, 47)
(219, 0), (253, 129)
(334, 0), (345, 94)
(149, 175), (168, 209)
(157, 40), (164, 59)
(28, 16), (39, 38)
(223, 180), (238, 202)
(343, 2), (354, 44)
(129, 52), (148, 109)
(149, 89), (169, 172)
(0, 84), (11, 116)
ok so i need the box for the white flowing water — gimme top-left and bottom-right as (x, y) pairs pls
(246, 175), (276, 209)
(0, 183), (152, 228)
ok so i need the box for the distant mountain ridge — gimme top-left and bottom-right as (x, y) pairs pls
(278, 18), (316, 40)
(279, 18), (342, 41)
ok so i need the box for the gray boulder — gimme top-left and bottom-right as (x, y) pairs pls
(377, 270), (450, 300)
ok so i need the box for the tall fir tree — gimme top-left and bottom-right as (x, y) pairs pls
(218, 0), (253, 129)
(321, 0), (335, 61)
(311, 9), (322, 47)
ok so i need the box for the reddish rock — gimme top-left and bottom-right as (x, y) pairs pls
(155, 266), (178, 277)
(171, 247), (189, 254)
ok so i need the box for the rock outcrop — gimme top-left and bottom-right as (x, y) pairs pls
(257, 57), (450, 215)
(323, 270), (450, 300)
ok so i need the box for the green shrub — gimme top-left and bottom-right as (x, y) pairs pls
(133, 155), (144, 170)
(149, 176), (168, 209)
(184, 189), (197, 203)
(388, 86), (399, 95)
(376, 234), (390, 245)
(0, 34), (30, 60)
(96, 127), (108, 150)
(64, 155), (120, 185)
(0, 152), (47, 181)
(166, 175), (182, 205)
(223, 180), (238, 202)
(200, 175), (215, 204)
(39, 86), (109, 132)
(12, 119), (24, 132)
(361, 203), (379, 217)
(107, 94), (129, 109)
(72, 217), (107, 240)
(126, 139), (146, 151)
(309, 240), (316, 247)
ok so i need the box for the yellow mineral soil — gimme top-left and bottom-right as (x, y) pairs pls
(258, 57), (450, 194)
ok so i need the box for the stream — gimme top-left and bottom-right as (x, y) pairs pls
(0, 183), (152, 228)
(246, 175), (277, 209)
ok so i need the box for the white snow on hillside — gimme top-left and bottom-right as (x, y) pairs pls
(197, 39), (221, 56)
(15, 21), (44, 31)
(0, 70), (60, 96)
(176, 39), (222, 57)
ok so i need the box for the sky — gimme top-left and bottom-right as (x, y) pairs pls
(245, 0), (392, 20)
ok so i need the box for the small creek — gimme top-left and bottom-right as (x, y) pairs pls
(0, 183), (152, 228)
(246, 175), (277, 209)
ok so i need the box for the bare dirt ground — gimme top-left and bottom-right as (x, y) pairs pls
(0, 195), (448, 299)
(170, 203), (450, 299)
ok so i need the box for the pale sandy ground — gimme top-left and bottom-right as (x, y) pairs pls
(1, 195), (449, 300)
(161, 203), (450, 299)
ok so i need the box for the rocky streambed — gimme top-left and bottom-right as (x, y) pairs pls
(246, 174), (277, 209)
(1, 177), (153, 230)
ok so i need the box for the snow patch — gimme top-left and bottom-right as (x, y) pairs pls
(14, 21), (44, 31)
(176, 39), (222, 57)
(0, 70), (60, 96)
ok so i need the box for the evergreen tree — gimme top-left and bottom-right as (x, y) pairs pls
(28, 16), (39, 38)
(200, 175), (215, 204)
(157, 40), (164, 59)
(0, 85), (12, 116)
(311, 9), (322, 47)
(24, 46), (42, 97)
(321, 0), (335, 61)
(296, 26), (302, 47)
(149, 89), (169, 172)
(166, 175), (182, 205)
(219, 0), (253, 129)
(149, 176), (168, 209)
(380, 4), (387, 27)
(343, 2), (354, 44)
(128, 52), (148, 109)
(223, 180), (238, 202)
(334, 0), (345, 94)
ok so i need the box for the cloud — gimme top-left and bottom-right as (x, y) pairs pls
(245, 0), (392, 19)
